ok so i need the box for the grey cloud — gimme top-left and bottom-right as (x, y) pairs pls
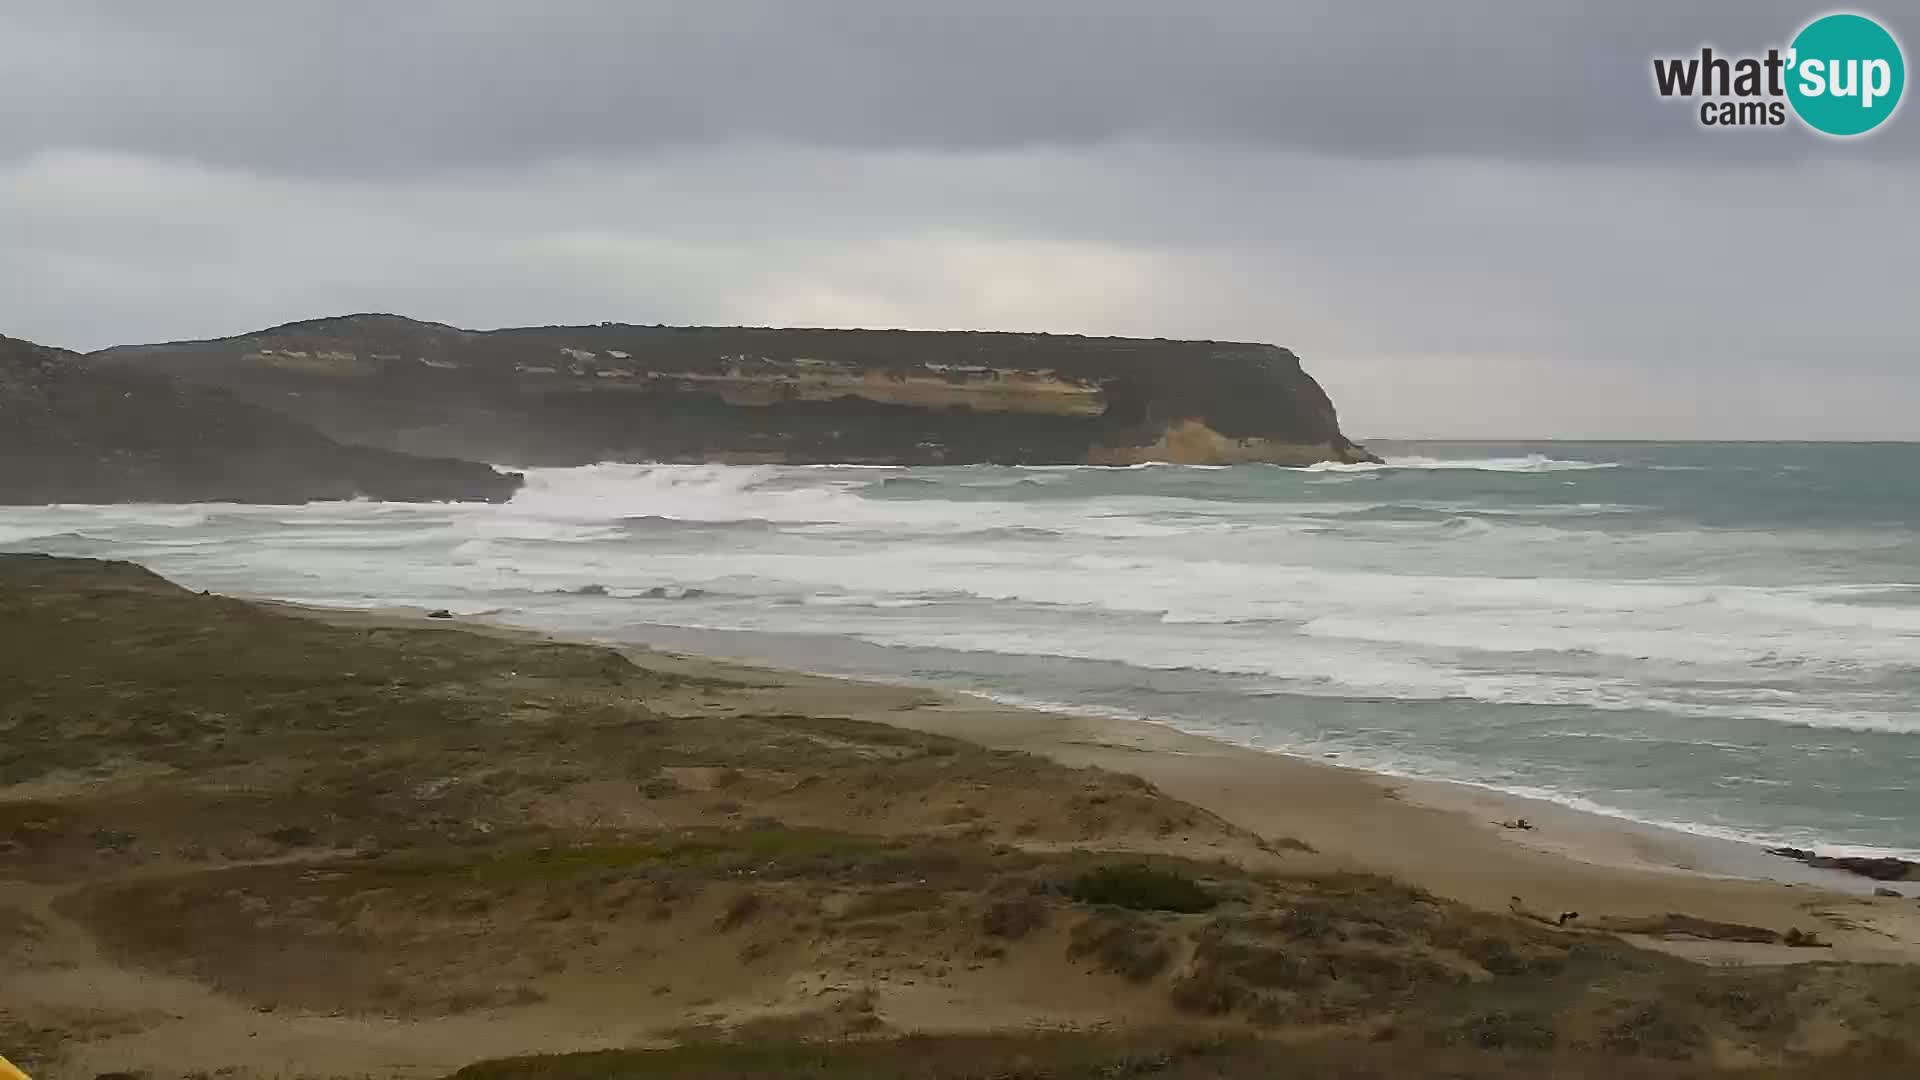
(4, 142), (1914, 438)
(1, 3), (1915, 439)
(5, 1), (1912, 175)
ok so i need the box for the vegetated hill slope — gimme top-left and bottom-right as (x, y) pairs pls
(0, 333), (521, 504)
(89, 314), (1379, 467)
(2, 556), (1917, 1080)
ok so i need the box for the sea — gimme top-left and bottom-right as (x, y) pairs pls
(4, 442), (1916, 862)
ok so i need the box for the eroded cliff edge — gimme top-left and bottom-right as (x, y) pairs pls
(0, 334), (522, 505)
(90, 315), (1379, 467)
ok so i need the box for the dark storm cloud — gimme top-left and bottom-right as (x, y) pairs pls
(5, 0), (1911, 174)
(1, 2), (1916, 438)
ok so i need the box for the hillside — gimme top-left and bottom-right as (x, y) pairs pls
(89, 315), (1379, 467)
(1, 556), (1915, 1079)
(0, 334), (522, 504)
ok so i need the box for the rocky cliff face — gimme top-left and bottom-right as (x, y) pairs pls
(0, 334), (522, 505)
(90, 315), (1377, 467)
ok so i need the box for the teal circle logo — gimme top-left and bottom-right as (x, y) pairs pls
(1787, 13), (1905, 136)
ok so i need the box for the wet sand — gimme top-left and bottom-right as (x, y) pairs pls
(296, 602), (1920, 966)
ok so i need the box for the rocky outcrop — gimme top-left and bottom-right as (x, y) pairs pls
(0, 334), (522, 505)
(89, 315), (1377, 467)
(1767, 847), (1918, 883)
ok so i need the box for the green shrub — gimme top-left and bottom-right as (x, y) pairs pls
(1067, 864), (1216, 914)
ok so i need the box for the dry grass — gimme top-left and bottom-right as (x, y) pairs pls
(5, 556), (1920, 1078)
(446, 1030), (1917, 1079)
(59, 827), (1920, 1067)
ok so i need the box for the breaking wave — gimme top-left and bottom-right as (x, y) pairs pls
(4, 445), (1917, 859)
(1305, 453), (1620, 473)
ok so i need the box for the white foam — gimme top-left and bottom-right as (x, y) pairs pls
(1305, 453), (1620, 473)
(497, 463), (1223, 539)
(5, 458), (1917, 856)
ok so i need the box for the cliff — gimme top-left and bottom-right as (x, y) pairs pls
(89, 315), (1377, 467)
(0, 334), (523, 505)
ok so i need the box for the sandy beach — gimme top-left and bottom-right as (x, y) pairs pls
(8, 560), (1919, 1080)
(308, 602), (1920, 967)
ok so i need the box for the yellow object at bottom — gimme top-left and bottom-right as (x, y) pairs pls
(0, 1053), (30, 1080)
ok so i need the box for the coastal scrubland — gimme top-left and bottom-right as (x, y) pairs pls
(2, 555), (1916, 1078)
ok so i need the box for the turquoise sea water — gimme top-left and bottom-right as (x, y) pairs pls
(4, 442), (1916, 859)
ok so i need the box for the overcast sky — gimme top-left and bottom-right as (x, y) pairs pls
(3, 1), (1915, 438)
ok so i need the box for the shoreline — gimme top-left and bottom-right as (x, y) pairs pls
(445, 612), (1920, 874)
(11, 557), (1920, 1079)
(363, 602), (1920, 886)
(278, 599), (1920, 965)
(708, 671), (1920, 891)
(962, 688), (1920, 873)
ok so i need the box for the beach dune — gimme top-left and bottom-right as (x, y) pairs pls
(2, 556), (1918, 1080)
